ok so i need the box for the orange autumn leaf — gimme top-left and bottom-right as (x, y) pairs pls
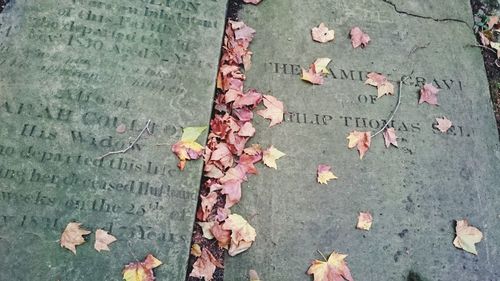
(257, 95), (284, 127)
(307, 251), (354, 281)
(94, 229), (117, 252)
(60, 222), (91, 254)
(171, 126), (207, 170)
(122, 254), (163, 281)
(262, 145), (286, 169)
(356, 212), (373, 231)
(435, 117), (452, 133)
(317, 164), (338, 185)
(347, 131), (371, 159)
(453, 219), (483, 255)
(222, 214), (257, 256)
(311, 23), (335, 43)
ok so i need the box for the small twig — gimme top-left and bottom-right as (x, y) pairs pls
(317, 250), (328, 262)
(408, 42), (430, 57)
(468, 44), (497, 54)
(97, 120), (152, 160)
(372, 80), (403, 138)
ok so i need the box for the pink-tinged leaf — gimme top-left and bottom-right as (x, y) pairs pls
(479, 32), (491, 46)
(238, 122), (256, 137)
(200, 192), (218, 221)
(365, 72), (394, 98)
(189, 248), (223, 281)
(317, 164), (338, 185)
(419, 83), (439, 105)
(383, 127), (398, 148)
(301, 66), (324, 85)
(436, 117), (453, 133)
(311, 23), (335, 43)
(257, 95), (284, 127)
(243, 0), (262, 4)
(221, 180), (242, 208)
(356, 212), (373, 231)
(222, 214), (257, 256)
(94, 229), (117, 252)
(347, 131), (372, 159)
(350, 27), (371, 48)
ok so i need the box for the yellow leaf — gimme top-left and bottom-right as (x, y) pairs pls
(313, 58), (332, 75)
(123, 254), (162, 281)
(60, 222), (91, 255)
(453, 219), (483, 255)
(249, 269), (261, 281)
(262, 145), (286, 169)
(347, 131), (371, 159)
(181, 126), (208, 142)
(191, 244), (202, 257)
(317, 164), (338, 185)
(307, 251), (354, 281)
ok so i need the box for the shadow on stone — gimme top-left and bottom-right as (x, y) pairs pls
(407, 271), (428, 281)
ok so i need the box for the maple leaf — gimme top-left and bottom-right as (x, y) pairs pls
(435, 117), (452, 133)
(257, 95), (284, 127)
(200, 191), (218, 221)
(419, 84), (439, 105)
(301, 65), (324, 85)
(307, 251), (354, 281)
(191, 244), (202, 257)
(211, 223), (231, 249)
(221, 180), (242, 208)
(312, 23), (335, 43)
(347, 131), (371, 159)
(243, 0), (262, 5)
(453, 219), (483, 255)
(123, 254), (163, 281)
(365, 72), (394, 98)
(222, 214), (257, 256)
(238, 122), (256, 137)
(317, 164), (338, 185)
(383, 127), (398, 148)
(314, 58), (332, 75)
(249, 270), (261, 281)
(60, 222), (91, 254)
(172, 126), (208, 170)
(263, 145), (286, 169)
(350, 27), (370, 48)
(356, 212), (373, 231)
(190, 248), (223, 281)
(94, 229), (117, 252)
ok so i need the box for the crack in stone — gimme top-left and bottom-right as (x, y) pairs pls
(380, 0), (472, 29)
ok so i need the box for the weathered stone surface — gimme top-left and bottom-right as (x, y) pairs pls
(0, 0), (226, 280)
(224, 1), (500, 280)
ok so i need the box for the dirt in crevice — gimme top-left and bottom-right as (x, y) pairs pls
(0, 0), (7, 13)
(471, 0), (500, 138)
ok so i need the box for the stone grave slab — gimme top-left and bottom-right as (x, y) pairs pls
(0, 0), (227, 280)
(224, 0), (500, 280)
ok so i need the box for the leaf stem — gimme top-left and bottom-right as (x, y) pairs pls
(317, 250), (328, 262)
(371, 80), (403, 138)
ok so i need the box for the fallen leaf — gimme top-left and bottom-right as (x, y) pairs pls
(491, 42), (500, 58)
(172, 126), (208, 170)
(453, 219), (483, 255)
(350, 27), (370, 48)
(94, 229), (117, 252)
(487, 15), (499, 29)
(262, 145), (286, 169)
(317, 164), (338, 185)
(222, 214), (257, 256)
(211, 223), (231, 249)
(200, 192), (218, 221)
(307, 251), (354, 281)
(257, 95), (284, 127)
(301, 66), (325, 85)
(383, 127), (398, 148)
(347, 131), (372, 159)
(191, 244), (202, 257)
(243, 0), (262, 4)
(356, 212), (373, 231)
(365, 72), (394, 98)
(249, 269), (261, 281)
(313, 58), (332, 75)
(116, 124), (127, 134)
(479, 31), (491, 46)
(312, 23), (335, 43)
(198, 221), (216, 240)
(419, 83), (439, 105)
(190, 248), (223, 281)
(123, 254), (163, 281)
(60, 222), (91, 254)
(435, 117), (452, 133)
